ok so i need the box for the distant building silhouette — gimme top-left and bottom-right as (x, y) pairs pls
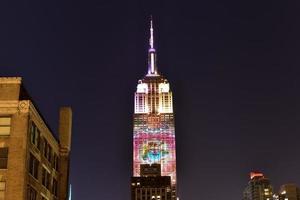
(243, 172), (273, 200)
(0, 77), (72, 200)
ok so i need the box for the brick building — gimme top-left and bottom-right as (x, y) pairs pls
(0, 77), (72, 200)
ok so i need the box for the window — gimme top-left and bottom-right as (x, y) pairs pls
(43, 139), (48, 158)
(48, 147), (52, 163)
(0, 117), (11, 136)
(43, 140), (52, 162)
(41, 194), (48, 200)
(42, 167), (51, 190)
(29, 154), (39, 179)
(53, 154), (58, 171)
(30, 122), (40, 149)
(52, 178), (58, 196)
(0, 148), (8, 169)
(0, 182), (6, 200)
(27, 186), (37, 200)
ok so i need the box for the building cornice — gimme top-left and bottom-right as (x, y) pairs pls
(0, 77), (22, 84)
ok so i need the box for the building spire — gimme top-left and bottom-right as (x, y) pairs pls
(147, 16), (158, 75)
(150, 16), (154, 49)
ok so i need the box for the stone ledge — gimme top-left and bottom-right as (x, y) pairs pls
(0, 77), (22, 84)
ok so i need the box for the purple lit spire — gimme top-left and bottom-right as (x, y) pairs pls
(149, 17), (154, 49)
(147, 16), (158, 75)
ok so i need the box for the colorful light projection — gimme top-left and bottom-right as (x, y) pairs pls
(133, 113), (177, 185)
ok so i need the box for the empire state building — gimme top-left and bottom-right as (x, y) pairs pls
(132, 19), (177, 200)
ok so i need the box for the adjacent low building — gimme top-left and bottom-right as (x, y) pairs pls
(0, 77), (72, 200)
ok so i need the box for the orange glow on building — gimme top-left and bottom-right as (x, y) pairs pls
(250, 172), (264, 180)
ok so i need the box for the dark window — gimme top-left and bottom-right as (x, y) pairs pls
(0, 148), (8, 169)
(29, 154), (39, 179)
(43, 140), (52, 162)
(27, 186), (37, 200)
(48, 147), (52, 162)
(53, 154), (58, 171)
(52, 178), (58, 196)
(30, 122), (40, 149)
(42, 168), (51, 190)
(43, 139), (48, 158)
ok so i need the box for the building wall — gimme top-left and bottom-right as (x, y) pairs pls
(131, 176), (172, 200)
(27, 101), (61, 200)
(279, 184), (300, 200)
(0, 78), (28, 200)
(133, 77), (177, 186)
(0, 77), (72, 200)
(243, 174), (273, 200)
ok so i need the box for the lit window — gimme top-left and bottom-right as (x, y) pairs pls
(0, 117), (11, 136)
(0, 182), (6, 200)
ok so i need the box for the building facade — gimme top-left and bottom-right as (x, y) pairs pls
(243, 172), (273, 200)
(278, 184), (300, 200)
(131, 164), (172, 200)
(132, 20), (177, 200)
(0, 77), (72, 200)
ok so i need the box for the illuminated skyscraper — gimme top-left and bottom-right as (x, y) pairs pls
(243, 172), (273, 200)
(132, 19), (177, 199)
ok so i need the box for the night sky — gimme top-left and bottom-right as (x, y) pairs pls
(1, 0), (300, 199)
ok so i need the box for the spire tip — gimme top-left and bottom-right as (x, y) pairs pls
(149, 16), (154, 49)
(147, 16), (158, 75)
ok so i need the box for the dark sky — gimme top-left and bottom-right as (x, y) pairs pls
(1, 0), (300, 199)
